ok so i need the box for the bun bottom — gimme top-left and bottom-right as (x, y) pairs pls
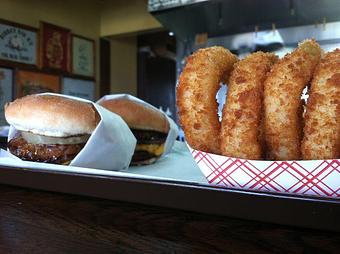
(130, 157), (159, 166)
(130, 146), (163, 166)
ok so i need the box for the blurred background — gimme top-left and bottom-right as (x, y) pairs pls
(0, 0), (340, 132)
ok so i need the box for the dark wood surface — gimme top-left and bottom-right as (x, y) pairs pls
(0, 185), (339, 254)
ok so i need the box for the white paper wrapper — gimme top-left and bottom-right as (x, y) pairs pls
(4, 93), (136, 171)
(0, 141), (205, 183)
(97, 94), (179, 158)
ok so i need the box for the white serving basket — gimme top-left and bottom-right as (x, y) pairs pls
(188, 145), (339, 198)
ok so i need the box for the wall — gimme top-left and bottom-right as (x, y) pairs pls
(0, 0), (164, 97)
(110, 37), (137, 95)
(102, 0), (163, 95)
(101, 0), (162, 37)
(0, 0), (101, 97)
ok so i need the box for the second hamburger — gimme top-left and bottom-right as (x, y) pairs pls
(99, 98), (169, 165)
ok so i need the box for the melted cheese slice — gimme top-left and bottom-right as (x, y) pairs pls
(21, 131), (90, 145)
(135, 143), (165, 156)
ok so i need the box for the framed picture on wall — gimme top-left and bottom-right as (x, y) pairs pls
(0, 19), (38, 67)
(72, 35), (95, 77)
(0, 67), (13, 125)
(62, 77), (95, 101)
(15, 69), (60, 98)
(40, 21), (71, 73)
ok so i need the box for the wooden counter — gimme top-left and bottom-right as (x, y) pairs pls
(0, 184), (339, 254)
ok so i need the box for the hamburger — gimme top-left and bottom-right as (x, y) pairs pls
(5, 94), (100, 164)
(99, 98), (169, 165)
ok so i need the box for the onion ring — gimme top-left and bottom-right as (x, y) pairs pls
(301, 49), (340, 159)
(177, 46), (237, 154)
(220, 52), (277, 159)
(264, 39), (321, 160)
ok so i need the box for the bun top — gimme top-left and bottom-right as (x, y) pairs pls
(100, 98), (169, 133)
(5, 94), (100, 137)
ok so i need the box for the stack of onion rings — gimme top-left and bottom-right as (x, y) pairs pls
(177, 41), (338, 161)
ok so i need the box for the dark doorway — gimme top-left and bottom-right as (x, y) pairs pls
(99, 38), (111, 98)
(137, 31), (177, 123)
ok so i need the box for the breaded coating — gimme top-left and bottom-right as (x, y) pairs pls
(264, 39), (321, 160)
(220, 52), (277, 159)
(301, 49), (340, 159)
(177, 46), (238, 154)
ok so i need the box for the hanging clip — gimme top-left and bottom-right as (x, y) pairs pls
(289, 0), (295, 16)
(323, 17), (326, 31)
(255, 25), (259, 37)
(272, 23), (276, 34)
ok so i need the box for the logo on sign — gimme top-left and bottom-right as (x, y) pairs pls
(0, 28), (33, 51)
(0, 24), (36, 64)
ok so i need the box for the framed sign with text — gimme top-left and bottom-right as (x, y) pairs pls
(40, 21), (71, 73)
(0, 67), (13, 125)
(0, 19), (38, 66)
(16, 69), (60, 98)
(62, 77), (94, 101)
(72, 35), (95, 77)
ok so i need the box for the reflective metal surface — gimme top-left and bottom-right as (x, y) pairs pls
(148, 0), (208, 12)
(176, 21), (340, 78)
(151, 0), (340, 39)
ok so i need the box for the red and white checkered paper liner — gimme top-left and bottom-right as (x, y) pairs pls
(189, 147), (340, 198)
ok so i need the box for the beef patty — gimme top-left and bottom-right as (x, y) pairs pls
(8, 136), (85, 164)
